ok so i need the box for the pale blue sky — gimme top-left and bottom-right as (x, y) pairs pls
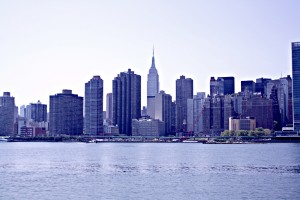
(0, 0), (299, 109)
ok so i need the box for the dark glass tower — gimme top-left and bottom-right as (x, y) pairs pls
(292, 42), (300, 132)
(112, 69), (141, 135)
(49, 90), (83, 136)
(219, 77), (235, 95)
(241, 80), (255, 93)
(85, 76), (103, 135)
(176, 75), (193, 132)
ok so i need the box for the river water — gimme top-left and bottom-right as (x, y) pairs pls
(0, 142), (300, 200)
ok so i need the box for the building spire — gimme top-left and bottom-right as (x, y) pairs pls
(151, 46), (156, 69)
(153, 45), (155, 57)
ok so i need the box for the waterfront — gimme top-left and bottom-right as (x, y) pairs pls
(0, 143), (300, 200)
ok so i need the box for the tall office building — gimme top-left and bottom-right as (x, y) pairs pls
(0, 92), (15, 136)
(241, 80), (255, 93)
(147, 49), (159, 118)
(176, 75), (193, 132)
(255, 77), (271, 96)
(210, 76), (235, 96)
(85, 76), (103, 135)
(266, 78), (288, 127)
(242, 94), (273, 130)
(49, 90), (83, 135)
(281, 75), (293, 125)
(106, 93), (113, 125)
(210, 77), (224, 96)
(292, 42), (300, 132)
(219, 77), (235, 95)
(27, 101), (47, 122)
(154, 91), (172, 135)
(113, 69), (141, 135)
(187, 92), (206, 134)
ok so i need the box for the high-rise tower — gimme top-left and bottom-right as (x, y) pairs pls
(0, 92), (15, 136)
(292, 42), (300, 132)
(176, 75), (193, 132)
(147, 48), (159, 118)
(113, 69), (141, 135)
(49, 90), (83, 136)
(85, 76), (104, 135)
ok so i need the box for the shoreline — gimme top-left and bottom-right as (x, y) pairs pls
(2, 136), (300, 144)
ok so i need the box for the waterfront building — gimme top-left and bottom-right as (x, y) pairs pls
(112, 69), (141, 135)
(187, 92), (206, 134)
(0, 92), (15, 136)
(26, 101), (47, 122)
(106, 93), (113, 125)
(147, 49), (159, 118)
(176, 75), (193, 132)
(85, 76), (104, 135)
(154, 91), (172, 135)
(229, 117), (256, 131)
(132, 118), (165, 137)
(241, 94), (273, 129)
(292, 42), (300, 132)
(49, 90), (83, 135)
(241, 80), (255, 93)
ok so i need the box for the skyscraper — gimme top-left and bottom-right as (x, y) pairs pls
(106, 93), (113, 125)
(210, 77), (224, 96)
(154, 91), (172, 135)
(176, 75), (193, 132)
(241, 80), (255, 93)
(0, 92), (15, 136)
(292, 42), (300, 132)
(85, 76), (103, 135)
(147, 49), (159, 118)
(113, 69), (141, 135)
(219, 77), (235, 95)
(255, 77), (271, 96)
(49, 90), (83, 135)
(27, 101), (47, 122)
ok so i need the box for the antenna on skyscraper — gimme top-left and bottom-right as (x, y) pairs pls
(153, 45), (155, 57)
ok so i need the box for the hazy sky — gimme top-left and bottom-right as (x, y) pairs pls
(0, 0), (299, 110)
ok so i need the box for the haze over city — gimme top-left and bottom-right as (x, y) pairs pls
(1, 0), (300, 107)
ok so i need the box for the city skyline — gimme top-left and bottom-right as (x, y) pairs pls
(1, 1), (300, 108)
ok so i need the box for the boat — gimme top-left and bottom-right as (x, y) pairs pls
(182, 140), (198, 143)
(0, 137), (8, 142)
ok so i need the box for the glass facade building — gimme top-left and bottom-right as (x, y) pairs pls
(292, 42), (300, 132)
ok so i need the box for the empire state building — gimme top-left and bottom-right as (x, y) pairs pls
(147, 49), (159, 118)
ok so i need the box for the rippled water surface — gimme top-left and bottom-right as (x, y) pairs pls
(1, 143), (300, 200)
